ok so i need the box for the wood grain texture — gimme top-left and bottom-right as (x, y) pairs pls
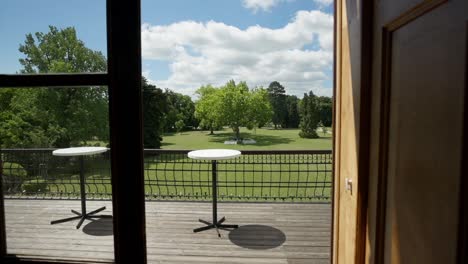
(373, 0), (467, 263)
(333, 0), (373, 263)
(4, 200), (331, 264)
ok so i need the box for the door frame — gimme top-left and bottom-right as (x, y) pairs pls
(0, 0), (147, 263)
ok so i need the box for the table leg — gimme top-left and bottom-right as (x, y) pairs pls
(212, 160), (217, 224)
(51, 155), (111, 229)
(79, 156), (87, 215)
(193, 160), (238, 236)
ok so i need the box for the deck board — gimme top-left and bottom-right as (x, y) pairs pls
(5, 200), (331, 263)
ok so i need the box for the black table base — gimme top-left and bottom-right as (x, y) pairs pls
(50, 156), (111, 229)
(194, 216), (238, 237)
(193, 160), (238, 237)
(51, 206), (112, 229)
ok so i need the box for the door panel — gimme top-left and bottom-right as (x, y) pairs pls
(371, 0), (467, 263)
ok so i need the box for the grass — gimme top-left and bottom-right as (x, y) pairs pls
(161, 127), (332, 150)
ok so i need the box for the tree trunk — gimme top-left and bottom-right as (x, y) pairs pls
(209, 125), (214, 135)
(235, 127), (240, 140)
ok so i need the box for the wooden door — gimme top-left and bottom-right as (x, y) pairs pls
(367, 0), (468, 263)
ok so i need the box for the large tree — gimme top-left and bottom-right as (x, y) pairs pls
(267, 81), (287, 128)
(0, 26), (108, 148)
(195, 81), (272, 140)
(299, 91), (320, 138)
(142, 77), (166, 148)
(163, 90), (197, 132)
(247, 87), (272, 130)
(285, 95), (300, 128)
(195, 85), (222, 134)
(19, 26), (106, 74)
(316, 96), (333, 127)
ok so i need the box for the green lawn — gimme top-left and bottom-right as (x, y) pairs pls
(161, 127), (332, 150)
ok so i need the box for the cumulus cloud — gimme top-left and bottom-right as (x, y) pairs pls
(313, 0), (334, 7)
(242, 0), (285, 13)
(142, 10), (334, 97)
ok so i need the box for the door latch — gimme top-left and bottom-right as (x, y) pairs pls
(345, 178), (353, 193)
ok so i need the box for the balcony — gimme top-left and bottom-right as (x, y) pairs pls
(1, 149), (332, 263)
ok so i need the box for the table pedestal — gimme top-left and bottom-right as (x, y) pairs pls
(50, 156), (111, 229)
(193, 160), (238, 237)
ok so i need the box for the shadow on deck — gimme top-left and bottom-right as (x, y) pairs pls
(5, 200), (331, 264)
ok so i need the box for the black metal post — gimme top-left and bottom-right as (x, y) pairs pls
(212, 160), (217, 224)
(0, 151), (7, 258)
(79, 156), (87, 215)
(107, 0), (147, 262)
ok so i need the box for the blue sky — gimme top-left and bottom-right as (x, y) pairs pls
(0, 0), (334, 97)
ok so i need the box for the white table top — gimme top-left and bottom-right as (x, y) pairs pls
(52, 147), (108, 156)
(188, 149), (241, 160)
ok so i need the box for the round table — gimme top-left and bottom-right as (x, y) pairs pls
(50, 147), (112, 229)
(188, 149), (241, 236)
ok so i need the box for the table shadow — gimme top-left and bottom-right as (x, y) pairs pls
(228, 224), (286, 249)
(82, 218), (113, 236)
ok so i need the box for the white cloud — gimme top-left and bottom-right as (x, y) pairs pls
(313, 0), (333, 7)
(242, 0), (284, 13)
(141, 10), (334, 97)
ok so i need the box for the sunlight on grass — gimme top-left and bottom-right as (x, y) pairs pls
(161, 127), (332, 150)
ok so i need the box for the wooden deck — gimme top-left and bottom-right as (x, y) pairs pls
(5, 200), (331, 264)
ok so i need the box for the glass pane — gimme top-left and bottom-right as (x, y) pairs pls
(0, 0), (107, 74)
(141, 0), (334, 263)
(1, 86), (114, 262)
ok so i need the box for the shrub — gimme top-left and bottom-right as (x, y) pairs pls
(22, 179), (48, 193)
(2, 162), (28, 192)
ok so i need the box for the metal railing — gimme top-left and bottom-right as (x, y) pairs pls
(1, 149), (332, 202)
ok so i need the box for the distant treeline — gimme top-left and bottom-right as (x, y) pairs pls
(143, 78), (332, 148)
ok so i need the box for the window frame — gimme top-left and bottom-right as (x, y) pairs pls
(0, 0), (147, 263)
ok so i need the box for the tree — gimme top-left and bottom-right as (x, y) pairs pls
(218, 81), (272, 140)
(19, 26), (106, 74)
(0, 26), (108, 148)
(195, 81), (272, 140)
(195, 85), (222, 134)
(267, 81), (287, 128)
(285, 95), (300, 128)
(317, 96), (333, 127)
(142, 77), (166, 148)
(0, 88), (65, 148)
(299, 91), (320, 138)
(163, 90), (197, 132)
(175, 120), (185, 134)
(248, 88), (272, 129)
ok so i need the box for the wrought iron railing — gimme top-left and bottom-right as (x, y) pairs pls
(1, 149), (332, 202)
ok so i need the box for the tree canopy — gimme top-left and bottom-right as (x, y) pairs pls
(194, 85), (223, 134)
(0, 26), (108, 148)
(163, 89), (197, 132)
(299, 91), (320, 138)
(142, 77), (166, 148)
(316, 96), (333, 127)
(267, 81), (287, 128)
(285, 95), (300, 128)
(19, 26), (106, 74)
(195, 81), (272, 139)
